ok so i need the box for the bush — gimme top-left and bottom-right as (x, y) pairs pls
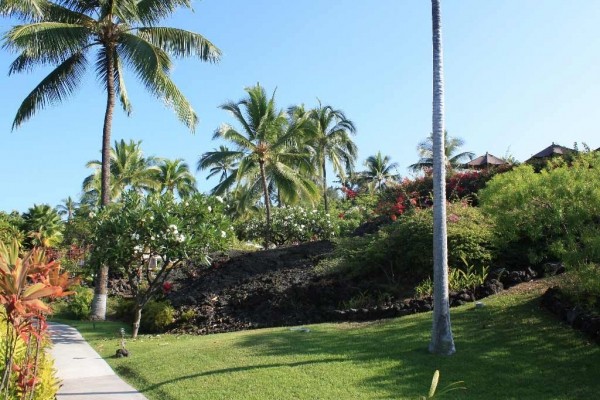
(140, 301), (175, 333)
(236, 206), (338, 245)
(111, 297), (174, 333)
(319, 203), (494, 284)
(67, 286), (94, 319)
(375, 166), (512, 220)
(558, 263), (600, 314)
(480, 153), (600, 266)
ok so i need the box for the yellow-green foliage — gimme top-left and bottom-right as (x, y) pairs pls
(0, 319), (59, 400)
(480, 152), (600, 266)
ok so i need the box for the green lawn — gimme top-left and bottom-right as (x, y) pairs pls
(58, 282), (600, 400)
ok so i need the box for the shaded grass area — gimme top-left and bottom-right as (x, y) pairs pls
(60, 284), (600, 400)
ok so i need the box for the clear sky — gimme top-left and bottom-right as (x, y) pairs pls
(1, 0), (599, 212)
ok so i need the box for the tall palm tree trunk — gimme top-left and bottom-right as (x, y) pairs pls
(429, 0), (455, 355)
(259, 160), (271, 246)
(322, 158), (329, 213)
(91, 46), (116, 321)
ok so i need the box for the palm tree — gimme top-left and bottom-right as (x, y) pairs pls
(4, 0), (220, 320)
(409, 132), (474, 173)
(82, 139), (157, 204)
(153, 158), (197, 198)
(360, 152), (400, 192)
(198, 145), (239, 187)
(22, 204), (63, 248)
(429, 0), (455, 356)
(304, 101), (357, 213)
(206, 84), (318, 243)
(57, 196), (79, 222)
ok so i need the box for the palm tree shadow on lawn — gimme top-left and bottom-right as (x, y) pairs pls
(226, 297), (600, 399)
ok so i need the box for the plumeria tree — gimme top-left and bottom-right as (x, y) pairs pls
(89, 191), (231, 338)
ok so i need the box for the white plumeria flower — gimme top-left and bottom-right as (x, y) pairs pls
(215, 196), (224, 203)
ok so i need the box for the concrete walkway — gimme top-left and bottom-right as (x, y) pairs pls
(49, 323), (147, 400)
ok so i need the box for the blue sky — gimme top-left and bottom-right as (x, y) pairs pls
(1, 0), (599, 212)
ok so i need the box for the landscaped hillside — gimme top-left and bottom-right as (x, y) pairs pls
(64, 279), (600, 400)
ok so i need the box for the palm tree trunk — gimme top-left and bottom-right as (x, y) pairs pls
(429, 0), (455, 356)
(259, 160), (271, 246)
(322, 158), (329, 213)
(91, 44), (116, 321)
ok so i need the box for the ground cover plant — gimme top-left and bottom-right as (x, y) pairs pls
(60, 280), (600, 400)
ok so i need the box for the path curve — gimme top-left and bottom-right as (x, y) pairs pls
(49, 323), (147, 400)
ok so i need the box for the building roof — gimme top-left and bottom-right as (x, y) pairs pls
(529, 142), (576, 159)
(464, 152), (508, 168)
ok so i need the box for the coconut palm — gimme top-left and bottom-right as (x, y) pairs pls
(303, 101), (357, 212)
(57, 196), (79, 222)
(360, 152), (400, 192)
(153, 158), (197, 198)
(82, 139), (158, 204)
(22, 204), (63, 248)
(205, 84), (318, 243)
(429, 0), (455, 355)
(4, 0), (221, 320)
(409, 132), (474, 173)
(198, 145), (239, 186)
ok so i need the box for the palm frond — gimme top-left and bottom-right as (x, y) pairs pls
(12, 51), (87, 128)
(137, 27), (221, 62)
(135, 0), (192, 25)
(5, 23), (90, 74)
(117, 32), (198, 130)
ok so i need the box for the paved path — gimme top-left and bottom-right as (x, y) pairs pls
(49, 323), (147, 400)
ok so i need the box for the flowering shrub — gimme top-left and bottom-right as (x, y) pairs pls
(236, 206), (338, 246)
(89, 191), (231, 337)
(375, 166), (511, 221)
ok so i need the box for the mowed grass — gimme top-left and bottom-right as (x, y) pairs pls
(60, 282), (600, 400)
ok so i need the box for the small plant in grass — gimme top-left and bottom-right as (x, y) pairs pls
(415, 258), (489, 298)
(418, 370), (466, 399)
(89, 191), (230, 338)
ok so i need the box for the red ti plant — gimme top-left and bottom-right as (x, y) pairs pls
(0, 240), (74, 399)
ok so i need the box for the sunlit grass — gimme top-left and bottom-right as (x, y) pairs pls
(58, 283), (600, 399)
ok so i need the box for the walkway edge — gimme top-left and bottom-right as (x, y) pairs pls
(49, 322), (148, 400)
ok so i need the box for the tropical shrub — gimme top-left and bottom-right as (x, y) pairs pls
(332, 193), (379, 236)
(89, 191), (231, 337)
(140, 301), (175, 333)
(318, 203), (494, 284)
(236, 206), (338, 245)
(0, 212), (24, 247)
(556, 263), (600, 314)
(376, 166), (511, 221)
(67, 286), (94, 320)
(480, 153), (600, 266)
(0, 242), (73, 399)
